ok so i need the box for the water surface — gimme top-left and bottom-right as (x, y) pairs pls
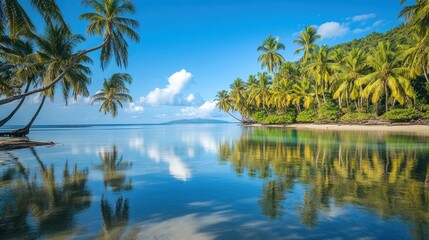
(0, 124), (428, 239)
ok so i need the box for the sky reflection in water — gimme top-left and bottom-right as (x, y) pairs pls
(0, 124), (428, 239)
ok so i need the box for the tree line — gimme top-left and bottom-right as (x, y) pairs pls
(216, 0), (429, 124)
(0, 0), (140, 136)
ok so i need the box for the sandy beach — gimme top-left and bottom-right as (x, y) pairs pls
(245, 123), (429, 136)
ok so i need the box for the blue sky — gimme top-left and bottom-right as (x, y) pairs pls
(2, 0), (405, 124)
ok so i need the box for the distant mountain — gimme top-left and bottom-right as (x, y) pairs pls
(163, 118), (230, 125)
(330, 24), (408, 53)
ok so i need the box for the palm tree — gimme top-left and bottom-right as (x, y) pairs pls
(0, 0), (139, 105)
(250, 72), (272, 111)
(0, 38), (37, 127)
(291, 78), (315, 112)
(403, 31), (429, 83)
(215, 90), (242, 122)
(270, 78), (292, 112)
(80, 0), (140, 69)
(358, 41), (415, 112)
(1, 24), (92, 136)
(333, 48), (366, 108)
(400, 0), (429, 34)
(306, 45), (334, 105)
(0, 0), (66, 37)
(294, 26), (321, 64)
(257, 35), (285, 73)
(91, 73), (133, 117)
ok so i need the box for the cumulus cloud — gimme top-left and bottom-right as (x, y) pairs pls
(178, 100), (219, 118)
(317, 22), (349, 38)
(352, 13), (376, 22)
(141, 69), (193, 106)
(126, 102), (144, 113)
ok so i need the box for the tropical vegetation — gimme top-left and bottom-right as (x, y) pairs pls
(0, 0), (139, 136)
(216, 1), (429, 124)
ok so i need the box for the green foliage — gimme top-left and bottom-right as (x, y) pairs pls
(297, 109), (316, 123)
(381, 108), (422, 122)
(317, 103), (339, 122)
(252, 111), (268, 123)
(340, 112), (373, 123)
(265, 112), (296, 124)
(419, 104), (429, 119)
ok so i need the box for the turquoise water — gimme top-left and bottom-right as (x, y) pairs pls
(1, 124), (428, 239)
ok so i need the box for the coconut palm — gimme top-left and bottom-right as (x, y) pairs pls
(294, 26), (321, 64)
(91, 73), (133, 117)
(1, 24), (92, 136)
(250, 72), (272, 111)
(358, 41), (415, 112)
(333, 48), (366, 108)
(306, 45), (334, 105)
(0, 0), (139, 106)
(0, 38), (37, 127)
(215, 90), (242, 122)
(403, 31), (429, 83)
(270, 78), (292, 112)
(80, 0), (140, 69)
(400, 0), (429, 34)
(0, 0), (66, 37)
(291, 78), (314, 112)
(257, 35), (285, 73)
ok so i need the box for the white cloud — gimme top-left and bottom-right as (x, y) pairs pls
(69, 96), (92, 105)
(352, 13), (376, 22)
(125, 102), (144, 113)
(317, 22), (349, 38)
(29, 94), (41, 105)
(372, 20), (384, 27)
(178, 100), (219, 118)
(142, 69), (193, 106)
(185, 94), (195, 103)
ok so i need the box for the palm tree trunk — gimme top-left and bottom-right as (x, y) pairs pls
(384, 82), (389, 112)
(346, 91), (350, 108)
(0, 82), (31, 127)
(1, 95), (46, 137)
(423, 66), (429, 83)
(227, 111), (244, 123)
(315, 81), (320, 106)
(0, 37), (110, 106)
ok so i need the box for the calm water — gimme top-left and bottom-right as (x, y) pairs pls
(1, 124), (428, 239)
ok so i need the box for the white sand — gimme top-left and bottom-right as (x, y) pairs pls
(245, 123), (429, 136)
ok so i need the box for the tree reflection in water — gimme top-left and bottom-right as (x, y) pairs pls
(220, 128), (429, 237)
(0, 148), (91, 239)
(94, 145), (132, 191)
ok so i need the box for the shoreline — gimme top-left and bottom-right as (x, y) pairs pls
(244, 123), (429, 135)
(0, 137), (54, 151)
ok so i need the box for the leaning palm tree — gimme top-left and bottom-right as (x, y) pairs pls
(257, 35), (285, 73)
(215, 90), (242, 122)
(357, 41), (415, 112)
(0, 0), (139, 106)
(92, 73), (133, 117)
(0, 0), (66, 37)
(1, 24), (92, 137)
(294, 26), (321, 64)
(0, 38), (37, 127)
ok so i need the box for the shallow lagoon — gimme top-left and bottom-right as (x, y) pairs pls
(0, 124), (428, 239)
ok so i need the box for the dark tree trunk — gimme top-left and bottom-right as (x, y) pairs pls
(0, 82), (31, 127)
(0, 95), (46, 137)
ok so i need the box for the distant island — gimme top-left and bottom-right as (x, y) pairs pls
(163, 118), (231, 125)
